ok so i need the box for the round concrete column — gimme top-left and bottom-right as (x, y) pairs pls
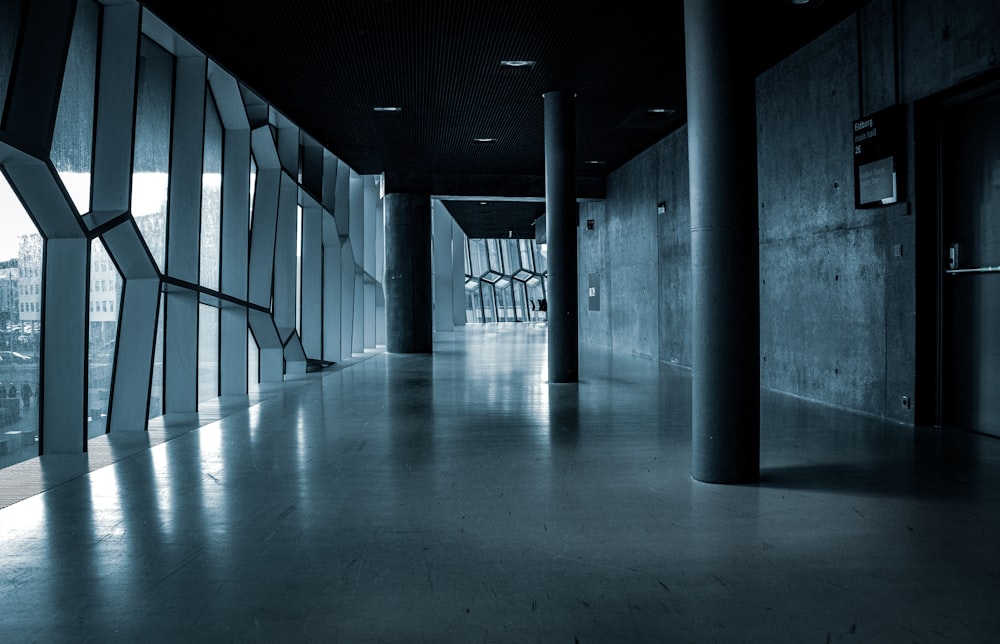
(544, 90), (579, 383)
(384, 192), (433, 353)
(684, 0), (760, 483)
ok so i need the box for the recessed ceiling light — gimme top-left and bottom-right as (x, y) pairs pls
(473, 138), (497, 143)
(373, 106), (402, 112)
(647, 108), (675, 115)
(584, 160), (605, 165)
(500, 60), (535, 68)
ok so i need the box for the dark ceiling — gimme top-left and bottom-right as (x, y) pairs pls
(138, 0), (871, 239)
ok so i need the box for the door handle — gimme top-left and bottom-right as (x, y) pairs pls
(946, 265), (1000, 275)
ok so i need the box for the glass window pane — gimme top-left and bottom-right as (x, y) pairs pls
(200, 90), (222, 291)
(0, 1), (20, 111)
(466, 286), (484, 324)
(0, 178), (41, 469)
(519, 239), (534, 271)
(481, 283), (495, 322)
(249, 155), (257, 228)
(148, 293), (164, 419)
(512, 283), (526, 322)
(248, 328), (259, 388)
(533, 240), (548, 275)
(88, 239), (121, 438)
(468, 239), (486, 277)
(296, 205), (302, 335)
(529, 283), (547, 320)
(132, 35), (173, 273)
(198, 304), (218, 403)
(495, 285), (514, 322)
(52, 0), (99, 215)
(486, 239), (501, 271)
(502, 239), (519, 272)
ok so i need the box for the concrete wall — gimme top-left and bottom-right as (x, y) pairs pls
(579, 0), (1000, 424)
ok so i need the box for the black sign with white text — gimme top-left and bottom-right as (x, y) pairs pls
(853, 105), (905, 209)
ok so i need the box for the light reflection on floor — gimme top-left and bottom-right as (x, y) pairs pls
(0, 324), (998, 642)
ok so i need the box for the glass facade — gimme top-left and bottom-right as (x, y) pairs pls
(464, 238), (547, 324)
(0, 2), (385, 473)
(0, 179), (41, 468)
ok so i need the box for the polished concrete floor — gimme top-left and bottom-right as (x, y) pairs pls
(1, 323), (999, 643)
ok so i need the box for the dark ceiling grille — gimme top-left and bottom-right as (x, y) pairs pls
(139, 0), (871, 238)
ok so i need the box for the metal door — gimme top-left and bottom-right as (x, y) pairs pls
(941, 87), (1000, 437)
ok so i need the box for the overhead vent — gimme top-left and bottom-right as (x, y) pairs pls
(615, 106), (679, 131)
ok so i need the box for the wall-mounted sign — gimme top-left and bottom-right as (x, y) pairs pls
(853, 104), (905, 209)
(588, 272), (600, 311)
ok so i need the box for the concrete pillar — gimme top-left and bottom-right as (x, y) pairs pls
(684, 0), (760, 484)
(384, 193), (432, 353)
(543, 90), (578, 383)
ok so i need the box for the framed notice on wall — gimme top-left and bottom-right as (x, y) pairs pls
(588, 273), (600, 311)
(853, 104), (905, 209)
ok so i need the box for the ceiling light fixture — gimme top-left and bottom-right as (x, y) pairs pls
(500, 60), (535, 68)
(584, 160), (605, 165)
(473, 138), (497, 143)
(373, 106), (402, 112)
(647, 108), (675, 115)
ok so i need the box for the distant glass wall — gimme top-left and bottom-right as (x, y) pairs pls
(464, 238), (547, 323)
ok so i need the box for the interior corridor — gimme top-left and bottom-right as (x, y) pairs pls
(1, 324), (998, 643)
